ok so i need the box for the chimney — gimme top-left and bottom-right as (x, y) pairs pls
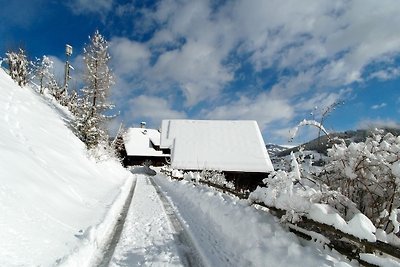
(140, 122), (147, 128)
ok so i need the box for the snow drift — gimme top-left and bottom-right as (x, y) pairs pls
(154, 175), (351, 267)
(0, 69), (133, 266)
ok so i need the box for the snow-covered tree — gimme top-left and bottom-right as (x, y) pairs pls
(6, 48), (29, 87)
(67, 89), (79, 115)
(111, 123), (128, 162)
(32, 56), (57, 94)
(75, 30), (114, 148)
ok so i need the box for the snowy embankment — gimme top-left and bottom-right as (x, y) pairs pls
(154, 175), (351, 267)
(0, 69), (133, 266)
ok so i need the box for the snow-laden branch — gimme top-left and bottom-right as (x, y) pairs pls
(291, 119), (330, 141)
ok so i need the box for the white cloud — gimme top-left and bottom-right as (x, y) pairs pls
(125, 95), (186, 127)
(107, 0), (400, 142)
(203, 92), (294, 130)
(293, 89), (350, 116)
(110, 37), (150, 76)
(67, 0), (113, 15)
(48, 56), (65, 82)
(136, 0), (400, 105)
(115, 3), (135, 17)
(357, 118), (400, 130)
(371, 103), (387, 110)
(231, 0), (400, 88)
(201, 88), (350, 145)
(369, 67), (400, 81)
(150, 40), (234, 106)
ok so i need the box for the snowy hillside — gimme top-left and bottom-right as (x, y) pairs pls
(0, 69), (133, 266)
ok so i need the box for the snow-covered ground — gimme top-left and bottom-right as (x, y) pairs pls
(152, 174), (352, 267)
(110, 175), (183, 266)
(0, 69), (133, 266)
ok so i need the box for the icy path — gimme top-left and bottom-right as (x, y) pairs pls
(109, 175), (184, 267)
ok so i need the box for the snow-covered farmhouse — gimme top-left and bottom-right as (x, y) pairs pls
(121, 124), (169, 167)
(160, 119), (274, 189)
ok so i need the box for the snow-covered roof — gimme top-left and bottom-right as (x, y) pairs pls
(160, 120), (274, 173)
(123, 128), (164, 157)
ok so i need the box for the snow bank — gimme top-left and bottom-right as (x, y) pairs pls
(360, 253), (400, 267)
(154, 175), (350, 267)
(309, 204), (376, 242)
(59, 176), (135, 266)
(0, 69), (133, 266)
(249, 171), (317, 214)
(251, 184), (377, 242)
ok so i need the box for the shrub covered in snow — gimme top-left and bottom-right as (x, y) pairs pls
(31, 55), (56, 94)
(166, 168), (236, 190)
(321, 130), (400, 233)
(250, 152), (358, 223)
(252, 129), (400, 240)
(5, 48), (29, 87)
(199, 169), (235, 189)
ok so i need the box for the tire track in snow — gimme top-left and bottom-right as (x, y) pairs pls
(150, 177), (207, 267)
(96, 178), (138, 267)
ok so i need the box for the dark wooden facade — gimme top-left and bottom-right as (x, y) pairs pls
(224, 171), (269, 192)
(123, 155), (169, 167)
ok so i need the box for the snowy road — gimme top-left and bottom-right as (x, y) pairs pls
(149, 178), (206, 267)
(109, 174), (197, 267)
(105, 172), (351, 267)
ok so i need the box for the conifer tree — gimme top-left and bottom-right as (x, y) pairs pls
(75, 30), (114, 148)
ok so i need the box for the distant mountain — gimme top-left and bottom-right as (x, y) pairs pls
(266, 143), (291, 158)
(277, 128), (400, 157)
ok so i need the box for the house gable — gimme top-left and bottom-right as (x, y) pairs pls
(123, 128), (165, 157)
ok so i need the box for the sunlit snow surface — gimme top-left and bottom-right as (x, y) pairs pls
(0, 69), (132, 266)
(153, 175), (352, 267)
(110, 175), (183, 266)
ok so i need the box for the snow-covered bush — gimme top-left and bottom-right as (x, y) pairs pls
(249, 152), (358, 223)
(256, 129), (400, 236)
(321, 130), (400, 233)
(31, 56), (56, 94)
(5, 48), (29, 87)
(168, 169), (235, 190)
(88, 139), (120, 162)
(199, 169), (235, 189)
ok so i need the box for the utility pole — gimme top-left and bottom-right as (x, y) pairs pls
(62, 44), (73, 96)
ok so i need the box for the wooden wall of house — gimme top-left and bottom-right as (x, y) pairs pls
(224, 171), (268, 192)
(123, 155), (169, 167)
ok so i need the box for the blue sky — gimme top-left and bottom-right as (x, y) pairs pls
(1, 0), (400, 145)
